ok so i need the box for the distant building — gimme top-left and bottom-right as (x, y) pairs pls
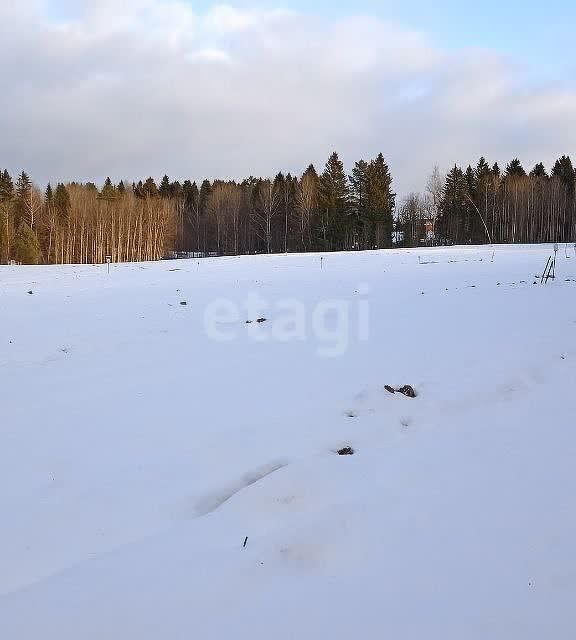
(424, 220), (435, 244)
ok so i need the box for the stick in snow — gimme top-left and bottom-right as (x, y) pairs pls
(541, 257), (551, 284)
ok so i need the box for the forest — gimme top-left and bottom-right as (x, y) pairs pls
(0, 152), (574, 264)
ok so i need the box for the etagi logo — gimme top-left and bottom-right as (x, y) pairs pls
(203, 284), (371, 358)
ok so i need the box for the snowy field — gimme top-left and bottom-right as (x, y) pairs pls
(1, 244), (575, 639)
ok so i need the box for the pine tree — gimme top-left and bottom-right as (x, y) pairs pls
(14, 221), (41, 264)
(117, 180), (126, 195)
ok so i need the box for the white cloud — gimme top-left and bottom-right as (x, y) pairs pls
(1, 1), (575, 195)
(202, 4), (292, 34)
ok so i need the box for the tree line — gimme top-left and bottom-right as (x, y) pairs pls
(0, 152), (395, 264)
(1, 152), (575, 264)
(398, 155), (576, 247)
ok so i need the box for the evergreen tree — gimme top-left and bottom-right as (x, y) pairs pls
(506, 158), (526, 177)
(552, 155), (575, 194)
(474, 158), (495, 244)
(552, 156), (575, 237)
(0, 169), (14, 263)
(170, 180), (182, 199)
(199, 179), (211, 212)
(197, 179), (212, 252)
(530, 163), (548, 179)
(0, 169), (14, 203)
(349, 160), (369, 247)
(143, 177), (159, 198)
(45, 183), (53, 204)
(296, 165), (319, 251)
(99, 177), (117, 201)
(437, 166), (468, 244)
(14, 221), (41, 264)
(182, 180), (198, 249)
(117, 180), (126, 195)
(318, 152), (350, 250)
(54, 184), (71, 225)
(464, 165), (476, 199)
(349, 160), (369, 217)
(159, 175), (171, 199)
(365, 153), (395, 249)
(14, 171), (32, 226)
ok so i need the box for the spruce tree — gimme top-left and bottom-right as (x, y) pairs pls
(199, 179), (211, 212)
(182, 180), (198, 250)
(14, 171), (32, 226)
(99, 177), (117, 201)
(530, 163), (548, 179)
(134, 181), (145, 198)
(54, 184), (71, 225)
(437, 166), (468, 244)
(298, 165), (319, 251)
(0, 170), (14, 263)
(349, 160), (369, 247)
(474, 158), (495, 244)
(14, 221), (41, 264)
(0, 169), (14, 203)
(366, 153), (395, 249)
(170, 180), (182, 199)
(552, 156), (575, 194)
(319, 152), (350, 250)
(159, 175), (171, 199)
(506, 158), (526, 177)
(143, 177), (159, 198)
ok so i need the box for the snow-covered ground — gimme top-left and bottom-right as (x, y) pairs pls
(1, 245), (575, 639)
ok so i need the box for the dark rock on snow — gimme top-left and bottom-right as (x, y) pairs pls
(385, 384), (418, 398)
(338, 447), (355, 456)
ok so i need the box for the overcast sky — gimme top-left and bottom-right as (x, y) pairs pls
(2, 1), (575, 195)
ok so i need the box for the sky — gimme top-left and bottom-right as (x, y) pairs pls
(2, 0), (576, 196)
